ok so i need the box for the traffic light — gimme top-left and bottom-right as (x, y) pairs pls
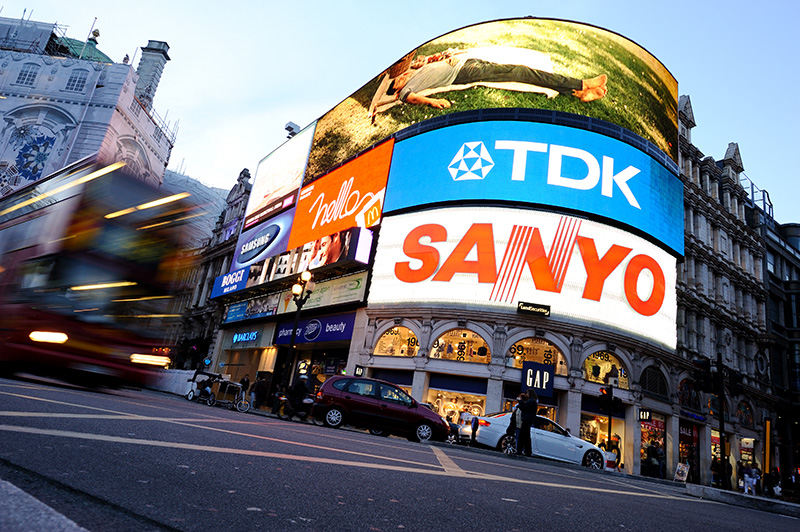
(599, 386), (621, 414)
(692, 358), (713, 393)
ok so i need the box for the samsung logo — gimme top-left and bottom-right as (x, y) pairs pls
(238, 223), (281, 263)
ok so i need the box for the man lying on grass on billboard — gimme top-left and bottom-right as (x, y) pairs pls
(387, 48), (607, 109)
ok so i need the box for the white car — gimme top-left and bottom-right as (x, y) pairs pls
(474, 412), (605, 469)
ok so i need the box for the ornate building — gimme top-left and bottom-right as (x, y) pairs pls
(676, 95), (774, 484)
(171, 169), (251, 369)
(0, 15), (175, 196)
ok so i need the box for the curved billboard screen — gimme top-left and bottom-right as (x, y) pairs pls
(306, 18), (677, 182)
(370, 206), (677, 350)
(385, 121), (683, 256)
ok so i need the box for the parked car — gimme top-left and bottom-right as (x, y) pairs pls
(312, 375), (450, 442)
(474, 412), (605, 469)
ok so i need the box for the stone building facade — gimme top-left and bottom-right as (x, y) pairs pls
(0, 15), (174, 196)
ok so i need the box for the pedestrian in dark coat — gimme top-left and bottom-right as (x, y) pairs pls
(516, 389), (538, 457)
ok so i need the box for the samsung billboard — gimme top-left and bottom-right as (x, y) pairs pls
(370, 206), (677, 350)
(385, 121), (683, 256)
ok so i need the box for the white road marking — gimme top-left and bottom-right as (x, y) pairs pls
(0, 423), (703, 501)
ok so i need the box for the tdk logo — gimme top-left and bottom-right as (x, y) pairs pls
(448, 140), (641, 209)
(448, 142), (494, 181)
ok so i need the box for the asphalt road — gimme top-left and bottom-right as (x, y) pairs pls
(0, 377), (796, 532)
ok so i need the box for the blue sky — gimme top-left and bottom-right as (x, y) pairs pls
(7, 1), (799, 222)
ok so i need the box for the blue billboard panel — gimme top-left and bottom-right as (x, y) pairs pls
(385, 121), (683, 256)
(210, 266), (250, 299)
(230, 207), (295, 272)
(275, 312), (356, 345)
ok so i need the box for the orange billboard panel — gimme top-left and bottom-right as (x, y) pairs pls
(287, 139), (393, 249)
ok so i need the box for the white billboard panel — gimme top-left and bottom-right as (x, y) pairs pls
(370, 207), (677, 349)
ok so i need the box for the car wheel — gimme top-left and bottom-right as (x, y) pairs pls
(206, 393), (216, 407)
(369, 428), (389, 437)
(413, 423), (434, 443)
(324, 407), (344, 428)
(498, 434), (517, 455)
(186, 390), (195, 401)
(445, 432), (458, 444)
(583, 450), (604, 469)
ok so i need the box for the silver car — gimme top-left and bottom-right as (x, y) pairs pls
(474, 412), (605, 469)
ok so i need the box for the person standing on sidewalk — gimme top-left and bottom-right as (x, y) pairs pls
(516, 389), (538, 457)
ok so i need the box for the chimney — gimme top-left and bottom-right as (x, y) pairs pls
(134, 40), (170, 112)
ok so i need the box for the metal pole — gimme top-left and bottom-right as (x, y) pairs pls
(607, 386), (613, 452)
(283, 298), (303, 389)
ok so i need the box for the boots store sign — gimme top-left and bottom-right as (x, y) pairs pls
(384, 121), (683, 257)
(369, 206), (677, 349)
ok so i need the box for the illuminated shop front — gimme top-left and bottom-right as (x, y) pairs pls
(640, 412), (666, 477)
(680, 420), (701, 484)
(275, 311), (356, 391)
(217, 323), (278, 384)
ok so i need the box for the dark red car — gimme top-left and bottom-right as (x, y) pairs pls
(312, 375), (450, 442)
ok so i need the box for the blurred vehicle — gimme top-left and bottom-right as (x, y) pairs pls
(0, 156), (197, 387)
(474, 412), (605, 469)
(312, 375), (450, 442)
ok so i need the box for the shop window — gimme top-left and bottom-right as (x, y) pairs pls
(640, 413), (667, 478)
(677, 379), (701, 410)
(425, 390), (485, 423)
(580, 413), (624, 467)
(506, 337), (567, 375)
(736, 401), (754, 427)
(582, 351), (629, 389)
(641, 366), (668, 400)
(430, 329), (490, 364)
(372, 326), (418, 357)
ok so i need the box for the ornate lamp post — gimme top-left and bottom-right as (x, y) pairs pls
(282, 270), (314, 388)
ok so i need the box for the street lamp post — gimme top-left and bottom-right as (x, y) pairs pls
(282, 270), (314, 388)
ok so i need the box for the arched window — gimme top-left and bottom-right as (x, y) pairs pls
(641, 366), (668, 400)
(736, 401), (754, 427)
(372, 326), (418, 357)
(506, 337), (567, 375)
(16, 63), (40, 86)
(677, 378), (701, 410)
(65, 69), (89, 92)
(431, 329), (490, 364)
(582, 351), (629, 389)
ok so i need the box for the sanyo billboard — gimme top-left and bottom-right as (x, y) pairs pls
(369, 206), (677, 350)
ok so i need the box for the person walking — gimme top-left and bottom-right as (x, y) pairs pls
(516, 389), (538, 457)
(239, 373), (251, 402)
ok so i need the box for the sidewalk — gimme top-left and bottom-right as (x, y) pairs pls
(0, 479), (87, 532)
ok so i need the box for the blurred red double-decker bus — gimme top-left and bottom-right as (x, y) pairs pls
(0, 156), (195, 387)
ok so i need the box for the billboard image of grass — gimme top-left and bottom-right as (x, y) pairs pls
(306, 18), (677, 182)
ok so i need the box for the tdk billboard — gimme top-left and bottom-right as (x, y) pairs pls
(385, 121), (683, 256)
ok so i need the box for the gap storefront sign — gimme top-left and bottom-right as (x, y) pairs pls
(385, 121), (683, 256)
(275, 312), (356, 345)
(522, 361), (554, 398)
